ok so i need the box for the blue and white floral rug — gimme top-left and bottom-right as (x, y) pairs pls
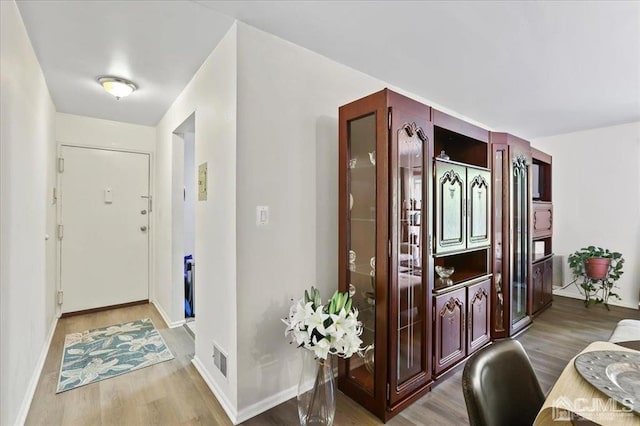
(56, 318), (174, 393)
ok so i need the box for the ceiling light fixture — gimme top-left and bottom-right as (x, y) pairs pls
(98, 76), (137, 100)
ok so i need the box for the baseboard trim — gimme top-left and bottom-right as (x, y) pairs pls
(60, 299), (148, 318)
(15, 315), (58, 425)
(235, 383), (297, 424)
(150, 299), (185, 328)
(192, 356), (238, 424)
(553, 289), (639, 310)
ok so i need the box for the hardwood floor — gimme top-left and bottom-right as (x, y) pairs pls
(246, 296), (640, 426)
(26, 304), (232, 426)
(26, 297), (639, 425)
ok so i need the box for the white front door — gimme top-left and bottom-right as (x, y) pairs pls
(59, 146), (150, 313)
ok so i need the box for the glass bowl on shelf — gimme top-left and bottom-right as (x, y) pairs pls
(364, 291), (375, 306)
(364, 345), (375, 374)
(435, 265), (455, 286)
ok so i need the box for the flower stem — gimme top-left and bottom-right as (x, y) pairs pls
(306, 359), (325, 420)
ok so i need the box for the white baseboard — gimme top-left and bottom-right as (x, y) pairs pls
(191, 355), (298, 424)
(150, 299), (185, 328)
(235, 383), (297, 424)
(15, 316), (58, 425)
(192, 356), (238, 424)
(553, 288), (639, 310)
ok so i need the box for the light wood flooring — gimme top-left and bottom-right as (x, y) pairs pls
(26, 297), (639, 425)
(26, 304), (232, 426)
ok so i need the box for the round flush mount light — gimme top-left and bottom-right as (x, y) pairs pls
(97, 76), (137, 100)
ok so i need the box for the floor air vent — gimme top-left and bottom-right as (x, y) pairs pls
(213, 343), (227, 378)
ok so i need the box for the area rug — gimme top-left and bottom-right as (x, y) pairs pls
(56, 318), (174, 393)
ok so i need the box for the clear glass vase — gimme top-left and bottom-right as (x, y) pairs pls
(297, 350), (335, 426)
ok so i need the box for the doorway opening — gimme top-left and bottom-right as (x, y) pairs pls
(172, 113), (196, 335)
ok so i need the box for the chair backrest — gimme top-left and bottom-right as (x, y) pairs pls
(462, 339), (545, 426)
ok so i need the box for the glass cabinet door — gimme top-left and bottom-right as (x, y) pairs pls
(345, 113), (377, 394)
(389, 109), (432, 404)
(491, 145), (508, 337)
(395, 123), (425, 386)
(466, 168), (491, 249)
(434, 161), (466, 254)
(511, 154), (529, 326)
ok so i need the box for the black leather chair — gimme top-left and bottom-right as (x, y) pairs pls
(462, 339), (545, 426)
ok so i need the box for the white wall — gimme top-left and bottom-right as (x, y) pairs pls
(234, 24), (386, 417)
(532, 122), (640, 309)
(154, 20), (493, 423)
(0, 1), (57, 425)
(184, 131), (196, 257)
(56, 112), (156, 152)
(155, 23), (238, 419)
(232, 23), (501, 421)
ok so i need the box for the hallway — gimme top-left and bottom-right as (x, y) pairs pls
(26, 304), (231, 425)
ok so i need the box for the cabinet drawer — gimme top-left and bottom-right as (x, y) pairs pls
(533, 203), (553, 238)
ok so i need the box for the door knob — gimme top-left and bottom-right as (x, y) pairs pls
(141, 209), (147, 215)
(140, 226), (147, 232)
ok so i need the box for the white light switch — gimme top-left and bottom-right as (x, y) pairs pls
(256, 206), (269, 226)
(104, 188), (113, 204)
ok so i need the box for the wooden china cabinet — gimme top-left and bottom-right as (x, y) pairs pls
(338, 89), (553, 420)
(530, 147), (553, 315)
(338, 89), (433, 421)
(431, 111), (492, 377)
(490, 133), (533, 338)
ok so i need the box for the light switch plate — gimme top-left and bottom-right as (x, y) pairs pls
(256, 206), (269, 226)
(104, 188), (113, 204)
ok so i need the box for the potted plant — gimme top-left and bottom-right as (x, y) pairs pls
(568, 246), (624, 309)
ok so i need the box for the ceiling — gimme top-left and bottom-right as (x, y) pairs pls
(16, 1), (235, 126)
(16, 1), (640, 138)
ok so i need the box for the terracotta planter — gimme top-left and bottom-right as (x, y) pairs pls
(584, 257), (611, 280)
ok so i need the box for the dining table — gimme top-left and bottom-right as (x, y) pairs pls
(534, 341), (640, 426)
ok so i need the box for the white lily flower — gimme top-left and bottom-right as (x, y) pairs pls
(284, 287), (363, 359)
(311, 336), (331, 359)
(327, 308), (349, 340)
(306, 305), (328, 337)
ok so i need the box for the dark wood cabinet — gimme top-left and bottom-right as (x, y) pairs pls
(490, 136), (554, 334)
(338, 89), (433, 422)
(433, 278), (490, 376)
(338, 88), (553, 419)
(543, 258), (553, 307)
(531, 147), (553, 315)
(489, 133), (533, 337)
(531, 257), (553, 315)
(434, 287), (466, 375)
(431, 111), (492, 378)
(490, 143), (509, 339)
(467, 279), (491, 354)
(531, 261), (545, 313)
